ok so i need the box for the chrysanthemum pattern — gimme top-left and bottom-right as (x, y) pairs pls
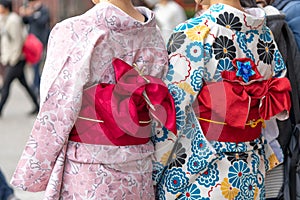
(221, 178), (239, 199)
(167, 32), (186, 53)
(169, 84), (186, 105)
(213, 58), (234, 81)
(165, 168), (189, 194)
(257, 39), (275, 64)
(186, 25), (210, 42)
(228, 160), (250, 187)
(187, 155), (208, 174)
(177, 184), (201, 200)
(168, 142), (187, 169)
(197, 163), (220, 187)
(213, 35), (237, 60)
(273, 50), (286, 77)
(175, 106), (185, 130)
(186, 41), (205, 62)
(191, 67), (204, 91)
(182, 107), (198, 139)
(260, 25), (273, 42)
(192, 133), (211, 159)
(154, 3), (287, 200)
(216, 12), (242, 31)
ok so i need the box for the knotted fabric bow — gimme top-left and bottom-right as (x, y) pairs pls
(197, 58), (291, 129)
(72, 58), (176, 146)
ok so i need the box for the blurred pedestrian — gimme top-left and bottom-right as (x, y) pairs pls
(0, 63), (5, 90)
(273, 0), (300, 50)
(0, 169), (18, 200)
(0, 0), (39, 117)
(153, 0), (187, 43)
(19, 0), (50, 98)
(153, 0), (291, 199)
(10, 0), (175, 199)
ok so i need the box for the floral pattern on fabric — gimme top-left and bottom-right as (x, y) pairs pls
(186, 42), (205, 62)
(153, 3), (287, 199)
(213, 36), (237, 60)
(167, 32), (186, 54)
(257, 39), (275, 64)
(11, 2), (168, 199)
(186, 25), (210, 41)
(168, 142), (187, 169)
(213, 58), (234, 81)
(274, 50), (286, 77)
(217, 12), (242, 31)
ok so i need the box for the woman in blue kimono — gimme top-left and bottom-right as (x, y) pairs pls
(152, 0), (291, 199)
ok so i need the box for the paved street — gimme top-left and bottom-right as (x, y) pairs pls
(0, 68), (44, 199)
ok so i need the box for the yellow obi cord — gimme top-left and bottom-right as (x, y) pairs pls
(77, 116), (152, 124)
(198, 117), (266, 128)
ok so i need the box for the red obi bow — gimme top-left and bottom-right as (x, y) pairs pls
(74, 58), (176, 145)
(197, 58), (291, 129)
(197, 78), (291, 129)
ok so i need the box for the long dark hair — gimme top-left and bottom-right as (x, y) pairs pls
(0, 0), (12, 12)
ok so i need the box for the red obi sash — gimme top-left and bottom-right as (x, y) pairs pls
(69, 58), (176, 146)
(194, 58), (291, 143)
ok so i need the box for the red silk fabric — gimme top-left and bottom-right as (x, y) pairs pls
(195, 77), (291, 142)
(70, 58), (176, 146)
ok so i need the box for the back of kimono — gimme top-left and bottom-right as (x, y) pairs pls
(11, 2), (169, 200)
(153, 3), (291, 199)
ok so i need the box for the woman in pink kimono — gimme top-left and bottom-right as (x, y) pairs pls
(10, 0), (176, 199)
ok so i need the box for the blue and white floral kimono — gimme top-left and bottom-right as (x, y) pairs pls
(152, 3), (291, 200)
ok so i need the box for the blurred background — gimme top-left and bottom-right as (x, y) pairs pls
(11, 0), (196, 28)
(12, 0), (94, 27)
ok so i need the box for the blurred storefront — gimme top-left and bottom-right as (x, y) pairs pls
(13, 0), (93, 27)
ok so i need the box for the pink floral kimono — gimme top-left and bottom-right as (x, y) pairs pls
(10, 2), (169, 199)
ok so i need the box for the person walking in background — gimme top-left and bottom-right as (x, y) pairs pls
(153, 0), (291, 199)
(273, 0), (300, 51)
(0, 63), (5, 91)
(10, 0), (176, 199)
(153, 0), (187, 43)
(19, 0), (50, 98)
(0, 0), (39, 117)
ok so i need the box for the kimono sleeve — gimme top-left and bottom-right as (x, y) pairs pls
(152, 30), (218, 198)
(10, 22), (93, 192)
